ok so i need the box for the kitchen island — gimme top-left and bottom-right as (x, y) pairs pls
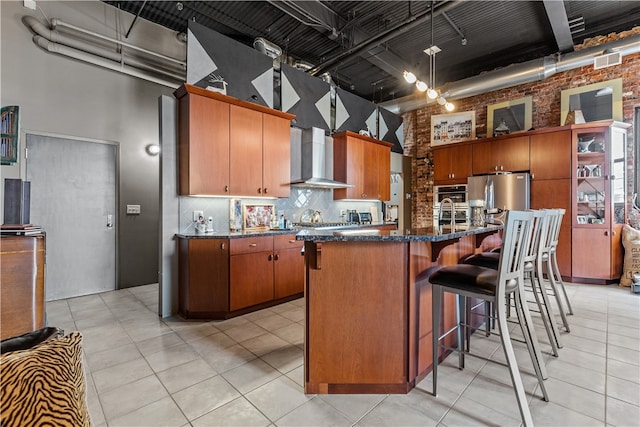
(296, 225), (501, 394)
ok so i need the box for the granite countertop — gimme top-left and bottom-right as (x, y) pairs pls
(295, 224), (502, 242)
(175, 222), (398, 239)
(176, 228), (299, 239)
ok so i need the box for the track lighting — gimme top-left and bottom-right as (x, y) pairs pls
(403, 71), (417, 84)
(445, 102), (455, 112)
(415, 80), (428, 92)
(437, 96), (446, 105)
(427, 88), (438, 99)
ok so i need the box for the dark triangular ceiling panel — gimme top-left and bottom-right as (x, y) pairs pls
(280, 64), (331, 132)
(187, 21), (273, 108)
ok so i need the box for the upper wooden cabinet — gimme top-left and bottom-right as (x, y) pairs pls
(472, 135), (530, 175)
(333, 131), (393, 200)
(175, 84), (295, 197)
(432, 143), (472, 185)
(529, 130), (572, 180)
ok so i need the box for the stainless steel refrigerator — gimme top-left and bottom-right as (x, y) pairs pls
(467, 173), (530, 222)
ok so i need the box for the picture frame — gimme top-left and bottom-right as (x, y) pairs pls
(487, 96), (532, 137)
(243, 204), (275, 230)
(431, 110), (476, 146)
(560, 78), (623, 125)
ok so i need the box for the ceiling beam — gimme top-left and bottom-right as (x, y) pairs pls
(542, 0), (574, 52)
(267, 0), (415, 78)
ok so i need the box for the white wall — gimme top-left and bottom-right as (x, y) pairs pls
(0, 0), (185, 288)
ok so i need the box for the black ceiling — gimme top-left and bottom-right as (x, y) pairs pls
(103, 1), (640, 103)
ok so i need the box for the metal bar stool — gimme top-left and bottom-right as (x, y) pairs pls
(430, 210), (548, 427)
(463, 210), (562, 356)
(536, 209), (573, 332)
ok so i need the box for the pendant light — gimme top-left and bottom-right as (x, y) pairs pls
(402, 1), (454, 111)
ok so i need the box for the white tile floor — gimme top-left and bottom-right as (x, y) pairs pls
(46, 282), (640, 426)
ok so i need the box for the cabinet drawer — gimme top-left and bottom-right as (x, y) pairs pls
(230, 236), (273, 255)
(274, 233), (303, 250)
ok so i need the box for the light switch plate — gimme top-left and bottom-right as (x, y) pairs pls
(126, 204), (141, 215)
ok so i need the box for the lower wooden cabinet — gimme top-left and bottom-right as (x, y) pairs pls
(178, 233), (303, 319)
(1, 234), (46, 340)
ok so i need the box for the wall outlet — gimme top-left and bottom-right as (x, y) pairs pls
(193, 210), (204, 221)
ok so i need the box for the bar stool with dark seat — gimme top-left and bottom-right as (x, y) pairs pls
(429, 210), (548, 427)
(462, 209), (562, 356)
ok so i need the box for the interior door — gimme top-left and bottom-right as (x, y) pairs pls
(26, 134), (117, 300)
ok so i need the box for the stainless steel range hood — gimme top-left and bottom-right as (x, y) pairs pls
(290, 127), (353, 189)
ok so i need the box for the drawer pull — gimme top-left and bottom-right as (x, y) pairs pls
(249, 243), (257, 247)
(288, 240), (296, 244)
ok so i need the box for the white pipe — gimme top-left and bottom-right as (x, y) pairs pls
(24, 16), (185, 81)
(34, 35), (180, 89)
(381, 34), (640, 114)
(50, 18), (185, 67)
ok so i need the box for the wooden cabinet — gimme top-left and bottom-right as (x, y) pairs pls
(432, 143), (472, 184)
(178, 233), (303, 319)
(273, 234), (304, 298)
(229, 105), (263, 196)
(472, 135), (529, 175)
(177, 92), (230, 195)
(230, 236), (274, 310)
(1, 234), (46, 340)
(571, 121), (630, 282)
(529, 129), (573, 277)
(530, 179), (572, 277)
(333, 131), (393, 200)
(178, 238), (229, 316)
(175, 84), (295, 197)
(530, 130), (572, 180)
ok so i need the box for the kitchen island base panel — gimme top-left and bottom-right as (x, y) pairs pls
(305, 241), (409, 394)
(301, 227), (500, 394)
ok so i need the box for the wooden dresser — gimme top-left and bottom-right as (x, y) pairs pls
(1, 234), (46, 340)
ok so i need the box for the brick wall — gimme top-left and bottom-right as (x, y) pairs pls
(403, 27), (640, 227)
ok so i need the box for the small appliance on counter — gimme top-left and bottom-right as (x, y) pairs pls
(347, 210), (360, 223)
(359, 212), (372, 224)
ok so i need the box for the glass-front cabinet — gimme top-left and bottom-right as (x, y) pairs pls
(571, 121), (630, 281)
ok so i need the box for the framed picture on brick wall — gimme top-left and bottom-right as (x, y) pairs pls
(487, 96), (532, 137)
(431, 111), (475, 146)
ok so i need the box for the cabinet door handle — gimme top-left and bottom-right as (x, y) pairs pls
(224, 185), (229, 192)
(263, 187), (268, 194)
(531, 173), (535, 180)
(274, 253), (279, 261)
(220, 243), (225, 250)
(257, 188), (262, 194)
(249, 243), (257, 247)
(268, 254), (273, 261)
(604, 231), (609, 236)
(494, 166), (498, 171)
(451, 173), (455, 178)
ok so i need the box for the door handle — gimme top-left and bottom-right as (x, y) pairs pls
(106, 214), (113, 229)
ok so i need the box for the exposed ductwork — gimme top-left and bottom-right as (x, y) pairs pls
(23, 15), (185, 88)
(380, 34), (640, 114)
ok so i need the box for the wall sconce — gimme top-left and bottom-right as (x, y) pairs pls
(145, 144), (160, 156)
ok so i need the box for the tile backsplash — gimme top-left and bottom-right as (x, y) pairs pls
(179, 188), (381, 233)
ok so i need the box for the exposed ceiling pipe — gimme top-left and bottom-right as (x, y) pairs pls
(33, 35), (180, 89)
(308, 1), (461, 76)
(50, 18), (185, 67)
(24, 16), (184, 80)
(24, 16), (185, 86)
(380, 34), (640, 114)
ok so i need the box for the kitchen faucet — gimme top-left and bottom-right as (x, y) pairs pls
(439, 198), (456, 229)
